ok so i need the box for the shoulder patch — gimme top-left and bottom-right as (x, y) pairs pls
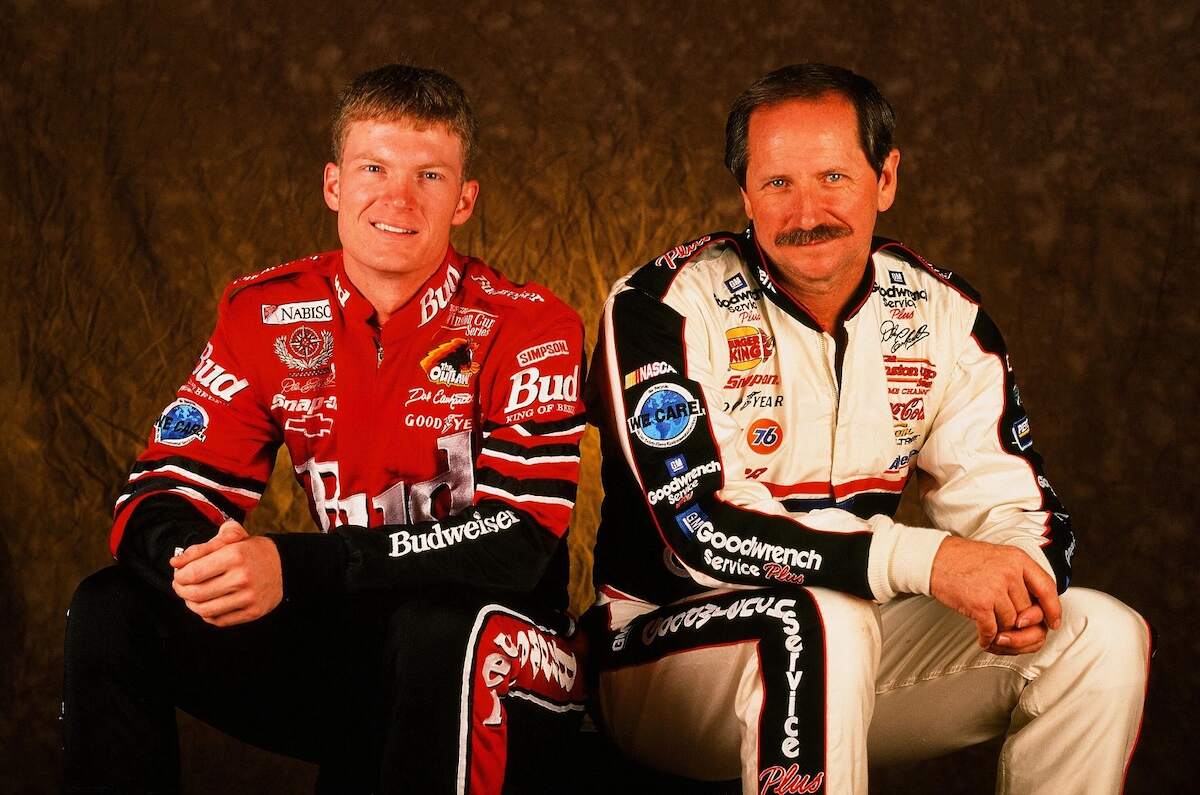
(873, 237), (981, 304)
(628, 231), (742, 300)
(223, 253), (332, 305)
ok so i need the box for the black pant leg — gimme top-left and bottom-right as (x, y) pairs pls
(62, 566), (379, 794)
(377, 590), (586, 795)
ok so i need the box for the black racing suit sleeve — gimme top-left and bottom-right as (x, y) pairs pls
(114, 495), (219, 595)
(601, 286), (875, 599)
(272, 313), (587, 602)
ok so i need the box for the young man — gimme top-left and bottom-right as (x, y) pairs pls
(586, 64), (1150, 794)
(63, 65), (587, 794)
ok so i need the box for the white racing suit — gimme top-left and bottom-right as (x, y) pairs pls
(585, 228), (1150, 794)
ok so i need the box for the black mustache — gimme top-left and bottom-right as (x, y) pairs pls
(774, 224), (852, 247)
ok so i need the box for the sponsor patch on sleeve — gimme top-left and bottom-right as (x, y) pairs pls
(154, 398), (209, 446)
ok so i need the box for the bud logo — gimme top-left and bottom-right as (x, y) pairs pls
(674, 505), (709, 538)
(261, 299), (332, 325)
(191, 342), (249, 402)
(503, 364), (580, 413)
(1011, 417), (1033, 451)
(421, 338), (479, 387)
(747, 419), (783, 454)
(654, 235), (711, 269)
(418, 262), (461, 326)
(666, 455), (687, 475)
(516, 338), (569, 367)
(154, 399), (208, 446)
(726, 326), (774, 371)
(648, 459), (721, 505)
(891, 397), (925, 421)
(627, 383), (705, 448)
(624, 360), (678, 389)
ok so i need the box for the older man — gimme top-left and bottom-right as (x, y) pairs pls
(586, 63), (1149, 794)
(63, 65), (586, 793)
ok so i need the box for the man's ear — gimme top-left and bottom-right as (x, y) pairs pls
(876, 148), (900, 212)
(323, 162), (341, 212)
(451, 179), (480, 227)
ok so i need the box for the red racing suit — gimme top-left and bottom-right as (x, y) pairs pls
(112, 246), (587, 611)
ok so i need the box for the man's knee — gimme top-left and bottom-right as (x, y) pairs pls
(65, 566), (157, 666)
(1050, 587), (1150, 690)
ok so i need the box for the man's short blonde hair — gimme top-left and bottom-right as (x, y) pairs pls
(331, 64), (478, 175)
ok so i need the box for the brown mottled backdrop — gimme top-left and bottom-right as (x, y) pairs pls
(1, 1), (1195, 791)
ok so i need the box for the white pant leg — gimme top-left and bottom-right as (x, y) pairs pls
(869, 588), (1150, 794)
(597, 587), (880, 795)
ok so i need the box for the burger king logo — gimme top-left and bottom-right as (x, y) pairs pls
(726, 326), (774, 371)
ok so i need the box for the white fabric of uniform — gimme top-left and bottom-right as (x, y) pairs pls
(598, 587), (1149, 795)
(590, 232), (1149, 794)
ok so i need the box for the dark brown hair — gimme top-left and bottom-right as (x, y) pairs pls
(725, 63), (895, 185)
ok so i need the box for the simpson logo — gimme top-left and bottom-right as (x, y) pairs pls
(421, 338), (480, 388)
(747, 418), (783, 454)
(154, 399), (208, 446)
(725, 273), (748, 293)
(261, 299), (332, 325)
(654, 235), (711, 269)
(516, 338), (570, 367)
(1011, 417), (1033, 451)
(442, 304), (497, 338)
(389, 509), (518, 557)
(627, 383), (705, 448)
(274, 326), (335, 373)
(648, 459), (722, 506)
(190, 342), (249, 402)
(674, 505), (709, 538)
(726, 326), (774, 371)
(623, 360), (678, 389)
(666, 454), (687, 476)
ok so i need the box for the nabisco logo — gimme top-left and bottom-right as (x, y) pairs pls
(191, 343), (249, 402)
(261, 299), (332, 325)
(503, 364), (579, 413)
(418, 263), (461, 326)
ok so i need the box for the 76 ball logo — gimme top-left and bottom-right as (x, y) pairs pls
(746, 418), (783, 454)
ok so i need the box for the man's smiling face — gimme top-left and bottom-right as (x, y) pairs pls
(323, 118), (478, 285)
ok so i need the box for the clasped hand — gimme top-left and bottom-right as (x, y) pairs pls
(171, 520), (283, 627)
(929, 536), (1062, 656)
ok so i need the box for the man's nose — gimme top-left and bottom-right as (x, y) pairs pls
(381, 178), (415, 208)
(787, 185), (822, 228)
